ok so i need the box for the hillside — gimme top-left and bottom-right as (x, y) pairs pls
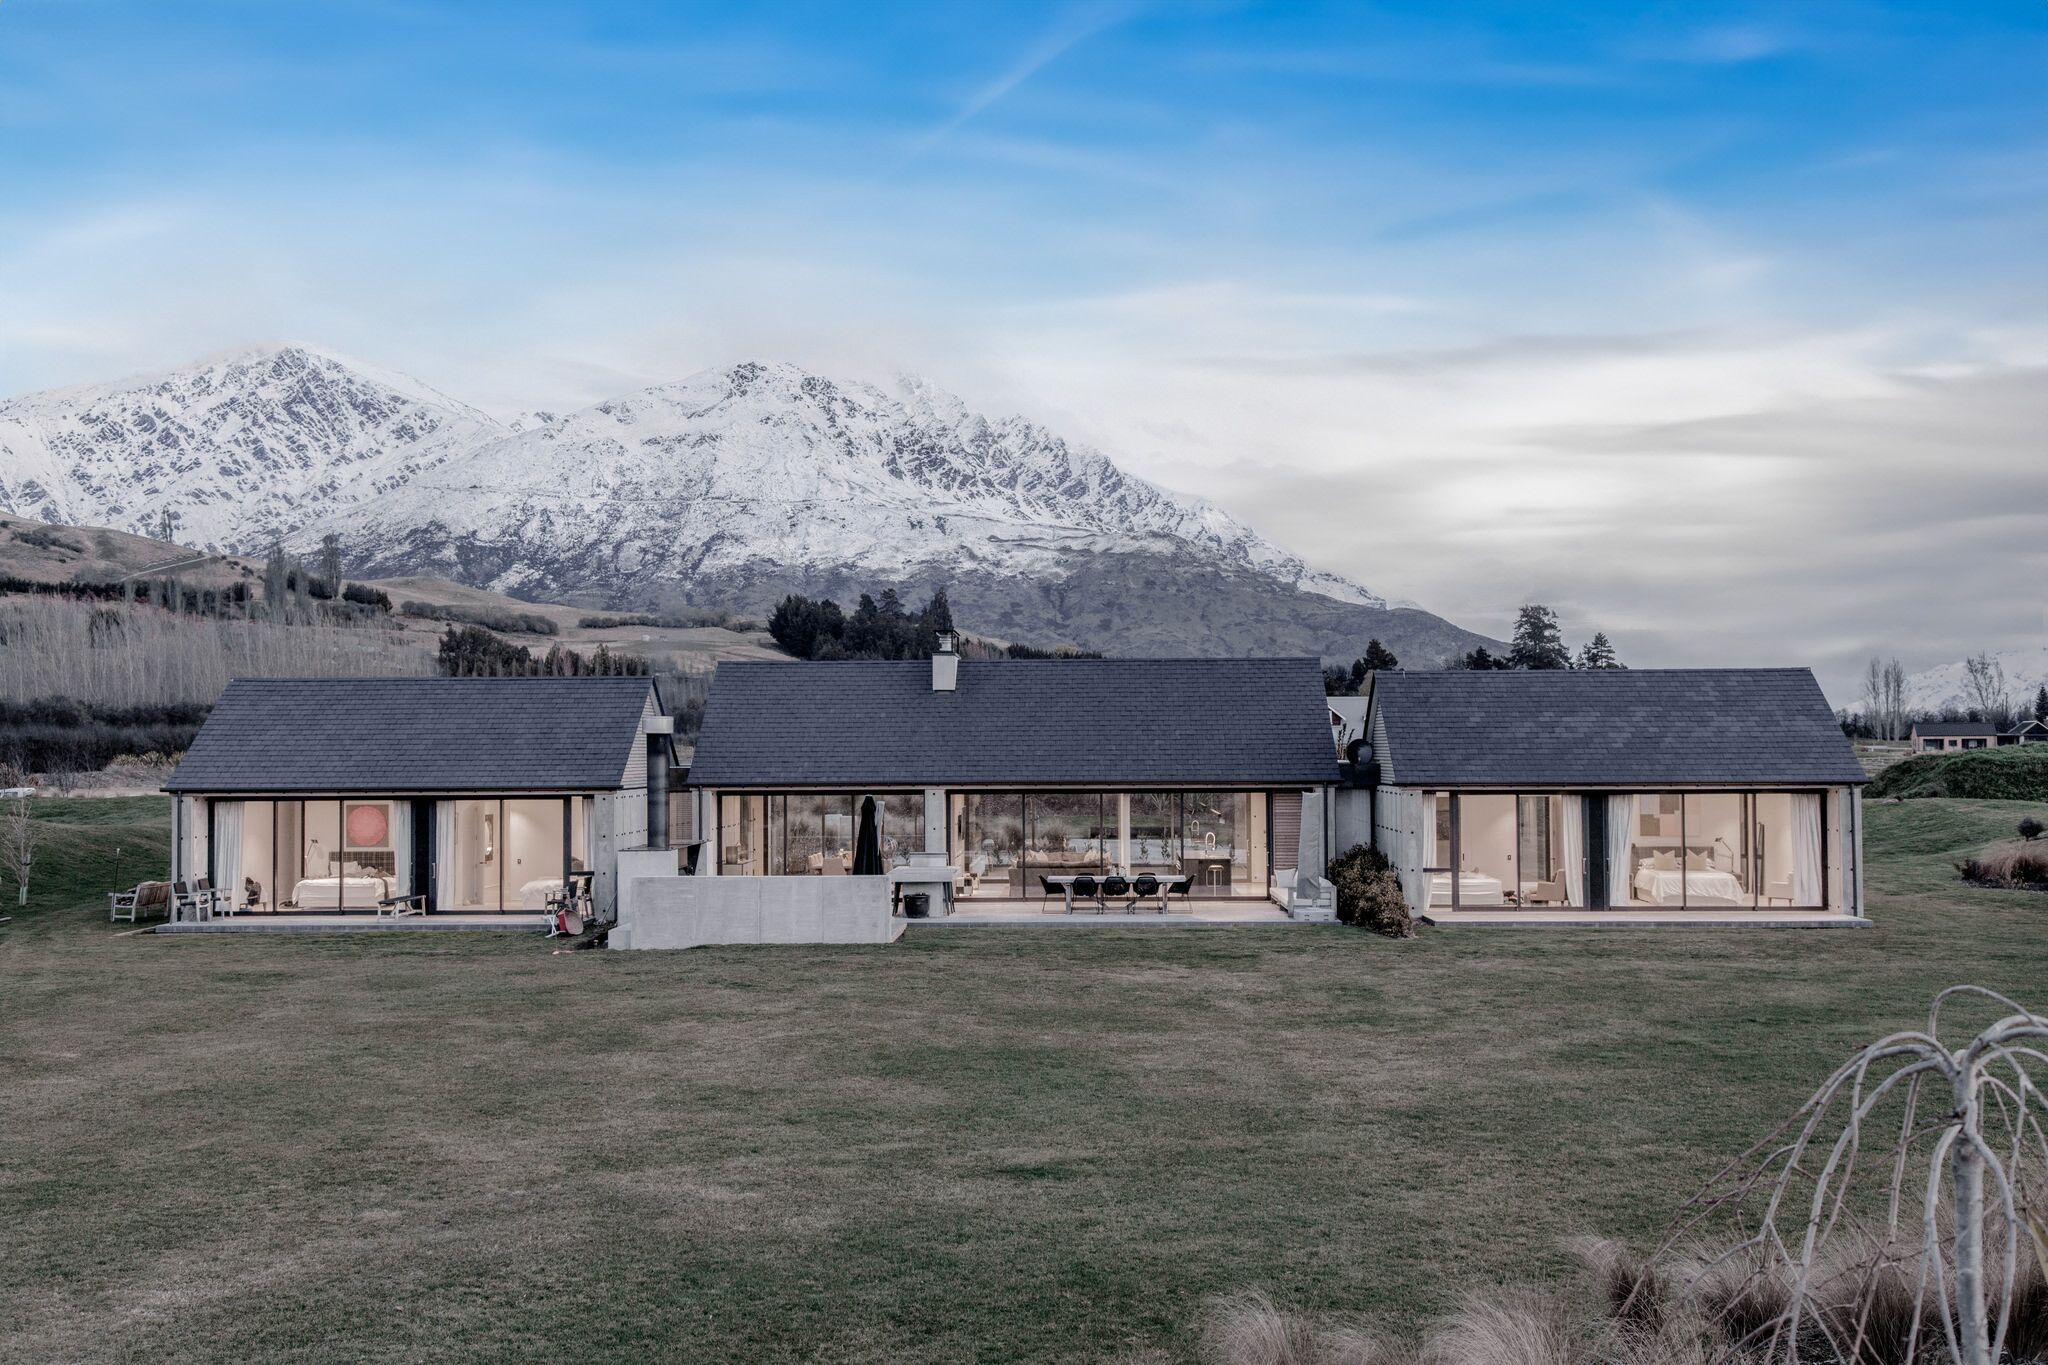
(0, 513), (787, 694)
(1867, 744), (2048, 801)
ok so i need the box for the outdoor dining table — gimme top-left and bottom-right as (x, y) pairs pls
(1042, 873), (1193, 914)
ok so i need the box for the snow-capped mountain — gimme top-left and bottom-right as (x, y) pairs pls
(0, 342), (503, 545)
(0, 343), (1493, 662)
(337, 359), (1383, 609)
(1903, 646), (2048, 716)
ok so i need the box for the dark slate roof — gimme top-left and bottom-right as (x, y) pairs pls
(165, 677), (657, 793)
(1914, 721), (2000, 737)
(1370, 668), (1867, 787)
(687, 658), (1341, 788)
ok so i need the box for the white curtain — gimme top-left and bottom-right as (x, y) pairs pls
(435, 801), (456, 911)
(1606, 795), (1638, 907)
(1793, 793), (1824, 906)
(390, 801), (413, 897)
(1560, 797), (1585, 906)
(213, 800), (243, 899)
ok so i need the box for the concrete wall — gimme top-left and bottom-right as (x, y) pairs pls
(1331, 787), (1373, 862)
(611, 865), (904, 950)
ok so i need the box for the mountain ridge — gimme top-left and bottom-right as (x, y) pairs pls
(0, 342), (1494, 664)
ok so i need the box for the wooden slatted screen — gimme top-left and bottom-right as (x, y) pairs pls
(1271, 791), (1302, 872)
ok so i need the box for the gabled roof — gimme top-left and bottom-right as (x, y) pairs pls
(687, 657), (1341, 788)
(1369, 668), (1867, 787)
(165, 677), (658, 793)
(1913, 721), (2000, 737)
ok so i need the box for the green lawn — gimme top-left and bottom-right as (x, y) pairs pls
(3, 794), (2048, 1364)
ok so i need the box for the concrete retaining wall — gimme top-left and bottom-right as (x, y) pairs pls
(610, 866), (903, 950)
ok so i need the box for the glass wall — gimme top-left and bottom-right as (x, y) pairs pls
(1604, 791), (1828, 910)
(1429, 792), (1584, 909)
(951, 791), (1271, 899)
(442, 797), (586, 911)
(716, 793), (920, 877)
(715, 789), (1281, 898)
(222, 797), (414, 912)
(956, 792), (1025, 897)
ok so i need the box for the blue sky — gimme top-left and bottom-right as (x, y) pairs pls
(2, 1), (2045, 691)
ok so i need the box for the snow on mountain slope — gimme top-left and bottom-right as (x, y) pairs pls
(0, 344), (1462, 658)
(0, 341), (505, 547)
(1903, 646), (2048, 715)
(323, 359), (1385, 607)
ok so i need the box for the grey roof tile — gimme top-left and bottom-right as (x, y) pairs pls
(1370, 668), (1867, 787)
(165, 677), (657, 793)
(688, 658), (1341, 788)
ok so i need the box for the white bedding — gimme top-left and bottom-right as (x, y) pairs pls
(292, 875), (390, 909)
(1633, 867), (1743, 906)
(519, 877), (567, 910)
(1430, 872), (1504, 907)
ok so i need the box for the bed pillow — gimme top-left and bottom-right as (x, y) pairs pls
(1650, 851), (1678, 872)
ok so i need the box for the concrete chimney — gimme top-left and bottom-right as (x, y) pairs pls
(931, 631), (958, 692)
(645, 714), (675, 849)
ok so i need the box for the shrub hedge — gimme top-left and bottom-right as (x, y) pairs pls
(1328, 843), (1415, 938)
(1867, 745), (2048, 801)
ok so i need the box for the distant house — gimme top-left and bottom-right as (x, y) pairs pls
(2001, 719), (2048, 745)
(1352, 668), (1869, 924)
(165, 677), (672, 918)
(1910, 721), (2000, 752)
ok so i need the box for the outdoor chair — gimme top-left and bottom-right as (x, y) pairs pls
(1069, 874), (1101, 912)
(1101, 873), (1131, 909)
(168, 880), (211, 923)
(107, 887), (140, 922)
(1132, 873), (1161, 912)
(376, 893), (427, 918)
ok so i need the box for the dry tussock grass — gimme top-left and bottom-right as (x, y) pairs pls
(1203, 1234), (2048, 1365)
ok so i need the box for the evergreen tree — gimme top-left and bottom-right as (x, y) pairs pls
(1324, 666), (1350, 696)
(263, 540), (289, 616)
(920, 587), (954, 636)
(2035, 684), (2048, 724)
(1507, 604), (1571, 670)
(319, 532), (343, 596)
(1575, 631), (1623, 670)
(1460, 646), (1512, 671)
(1361, 638), (1398, 672)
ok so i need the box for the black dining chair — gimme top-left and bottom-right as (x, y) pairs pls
(1132, 873), (1160, 912)
(1069, 874), (1100, 913)
(1101, 873), (1130, 910)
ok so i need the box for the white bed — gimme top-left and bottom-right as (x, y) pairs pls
(291, 875), (390, 910)
(1429, 872), (1504, 907)
(518, 877), (568, 910)
(1633, 867), (1744, 907)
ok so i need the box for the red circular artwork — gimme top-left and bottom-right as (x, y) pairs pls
(346, 803), (389, 848)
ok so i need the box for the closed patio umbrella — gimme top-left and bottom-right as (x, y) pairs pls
(852, 796), (885, 876)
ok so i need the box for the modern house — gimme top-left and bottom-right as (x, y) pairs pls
(1353, 668), (1869, 924)
(1910, 721), (2000, 752)
(2008, 719), (2048, 745)
(681, 644), (1343, 915)
(164, 676), (671, 918)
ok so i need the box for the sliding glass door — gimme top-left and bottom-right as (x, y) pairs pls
(1428, 789), (1831, 911)
(440, 797), (587, 911)
(948, 791), (1272, 899)
(218, 797), (406, 912)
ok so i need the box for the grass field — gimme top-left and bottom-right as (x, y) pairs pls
(4, 795), (2048, 1363)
